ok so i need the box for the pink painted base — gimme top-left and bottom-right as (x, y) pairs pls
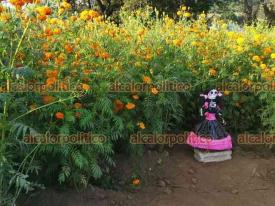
(187, 132), (232, 151)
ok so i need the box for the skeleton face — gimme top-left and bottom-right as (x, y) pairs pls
(207, 89), (219, 100)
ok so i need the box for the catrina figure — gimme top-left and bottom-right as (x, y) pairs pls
(187, 89), (232, 150)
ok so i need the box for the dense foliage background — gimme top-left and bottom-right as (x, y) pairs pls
(0, 0), (274, 205)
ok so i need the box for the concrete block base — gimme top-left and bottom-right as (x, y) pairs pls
(194, 149), (232, 163)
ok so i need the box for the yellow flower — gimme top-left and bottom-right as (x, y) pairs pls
(0, 13), (11, 21)
(137, 122), (145, 129)
(236, 46), (244, 53)
(252, 55), (261, 62)
(177, 11), (183, 16)
(135, 62), (142, 68)
(209, 68), (217, 76)
(224, 90), (230, 96)
(236, 37), (244, 45)
(125, 102), (136, 110)
(173, 39), (183, 47)
(271, 53), (275, 59)
(202, 59), (210, 65)
(60, 1), (72, 10)
(191, 41), (198, 46)
(183, 12), (191, 18)
(181, 6), (187, 11)
(199, 13), (206, 19)
(58, 8), (65, 15)
(260, 64), (267, 70)
(80, 10), (90, 20)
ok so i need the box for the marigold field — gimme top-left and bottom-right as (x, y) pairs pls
(0, 1), (275, 205)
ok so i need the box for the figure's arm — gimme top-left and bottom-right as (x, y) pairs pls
(217, 107), (226, 125)
(200, 94), (208, 99)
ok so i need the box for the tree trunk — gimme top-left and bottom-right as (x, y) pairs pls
(95, 0), (106, 13)
(262, 0), (275, 26)
(244, 0), (253, 24)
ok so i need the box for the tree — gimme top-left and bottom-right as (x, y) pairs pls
(261, 0), (275, 25)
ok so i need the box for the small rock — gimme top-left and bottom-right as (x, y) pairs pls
(164, 179), (171, 185)
(191, 184), (196, 189)
(164, 187), (172, 195)
(188, 168), (195, 175)
(127, 194), (133, 200)
(157, 158), (162, 165)
(148, 167), (152, 171)
(163, 151), (169, 157)
(231, 189), (239, 194)
(88, 185), (96, 191)
(96, 192), (106, 199)
(158, 180), (166, 187)
(191, 177), (198, 184)
(118, 180), (124, 185)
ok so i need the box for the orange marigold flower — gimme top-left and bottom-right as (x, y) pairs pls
(125, 102), (136, 110)
(101, 52), (110, 59)
(142, 75), (151, 84)
(54, 53), (66, 65)
(44, 52), (53, 60)
(74, 102), (82, 109)
(36, 6), (52, 16)
(137, 122), (145, 129)
(83, 69), (92, 75)
(37, 15), (47, 21)
(151, 87), (159, 95)
(132, 94), (139, 100)
(52, 28), (62, 35)
(0, 5), (5, 13)
(46, 77), (57, 86)
(55, 112), (64, 119)
(88, 10), (100, 18)
(263, 47), (272, 55)
(46, 69), (58, 78)
(132, 178), (141, 186)
(209, 68), (217, 76)
(81, 83), (91, 91)
(42, 95), (55, 104)
(9, 0), (25, 9)
(113, 99), (124, 113)
(70, 15), (77, 21)
(64, 44), (73, 53)
(59, 82), (68, 91)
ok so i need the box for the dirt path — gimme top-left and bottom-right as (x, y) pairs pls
(23, 147), (275, 206)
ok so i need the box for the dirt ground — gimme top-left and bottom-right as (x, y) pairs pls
(22, 146), (275, 206)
